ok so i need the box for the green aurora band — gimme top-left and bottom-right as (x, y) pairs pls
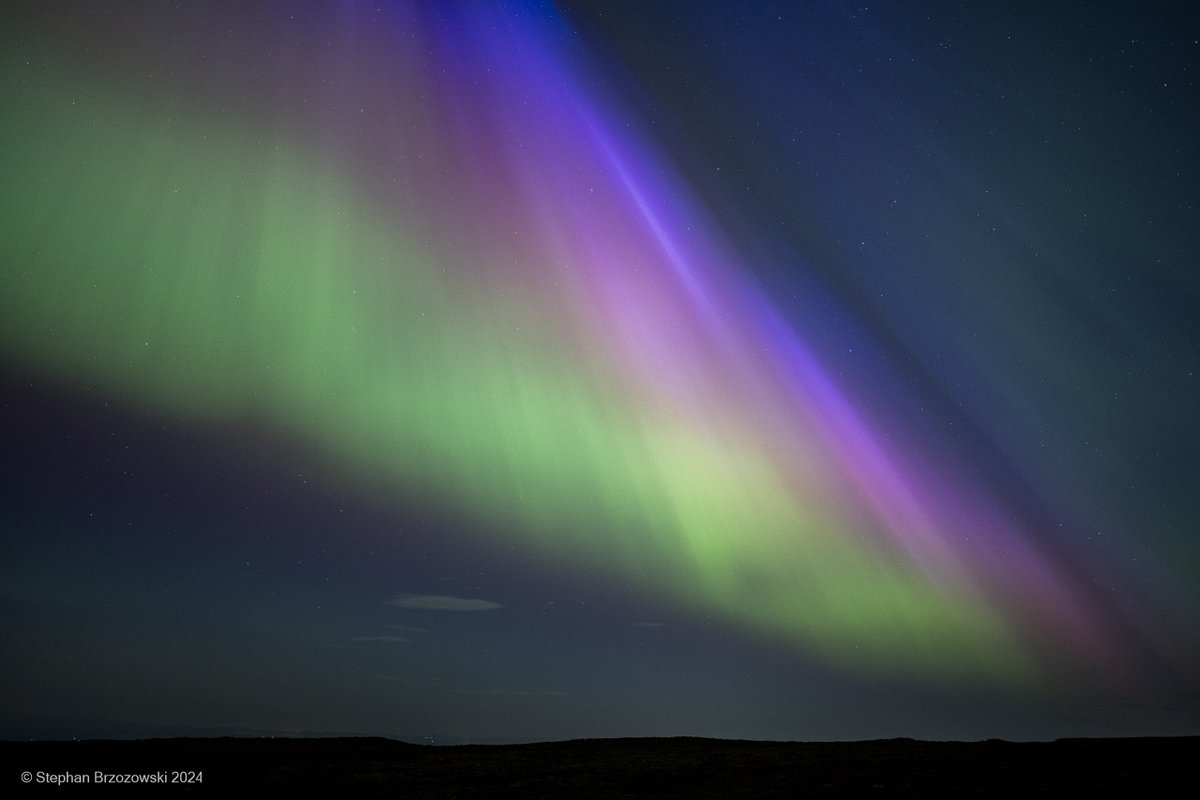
(0, 13), (1123, 688)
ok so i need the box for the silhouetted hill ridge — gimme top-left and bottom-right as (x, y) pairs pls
(6, 735), (1195, 797)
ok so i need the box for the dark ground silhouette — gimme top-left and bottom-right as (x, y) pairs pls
(5, 735), (1195, 797)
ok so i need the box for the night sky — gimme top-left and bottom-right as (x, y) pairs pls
(2, 1), (1198, 744)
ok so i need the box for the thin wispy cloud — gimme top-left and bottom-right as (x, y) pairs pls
(458, 688), (572, 698)
(389, 594), (503, 611)
(375, 675), (445, 686)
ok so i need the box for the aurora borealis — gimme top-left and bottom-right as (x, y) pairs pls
(3, 1), (1198, 742)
